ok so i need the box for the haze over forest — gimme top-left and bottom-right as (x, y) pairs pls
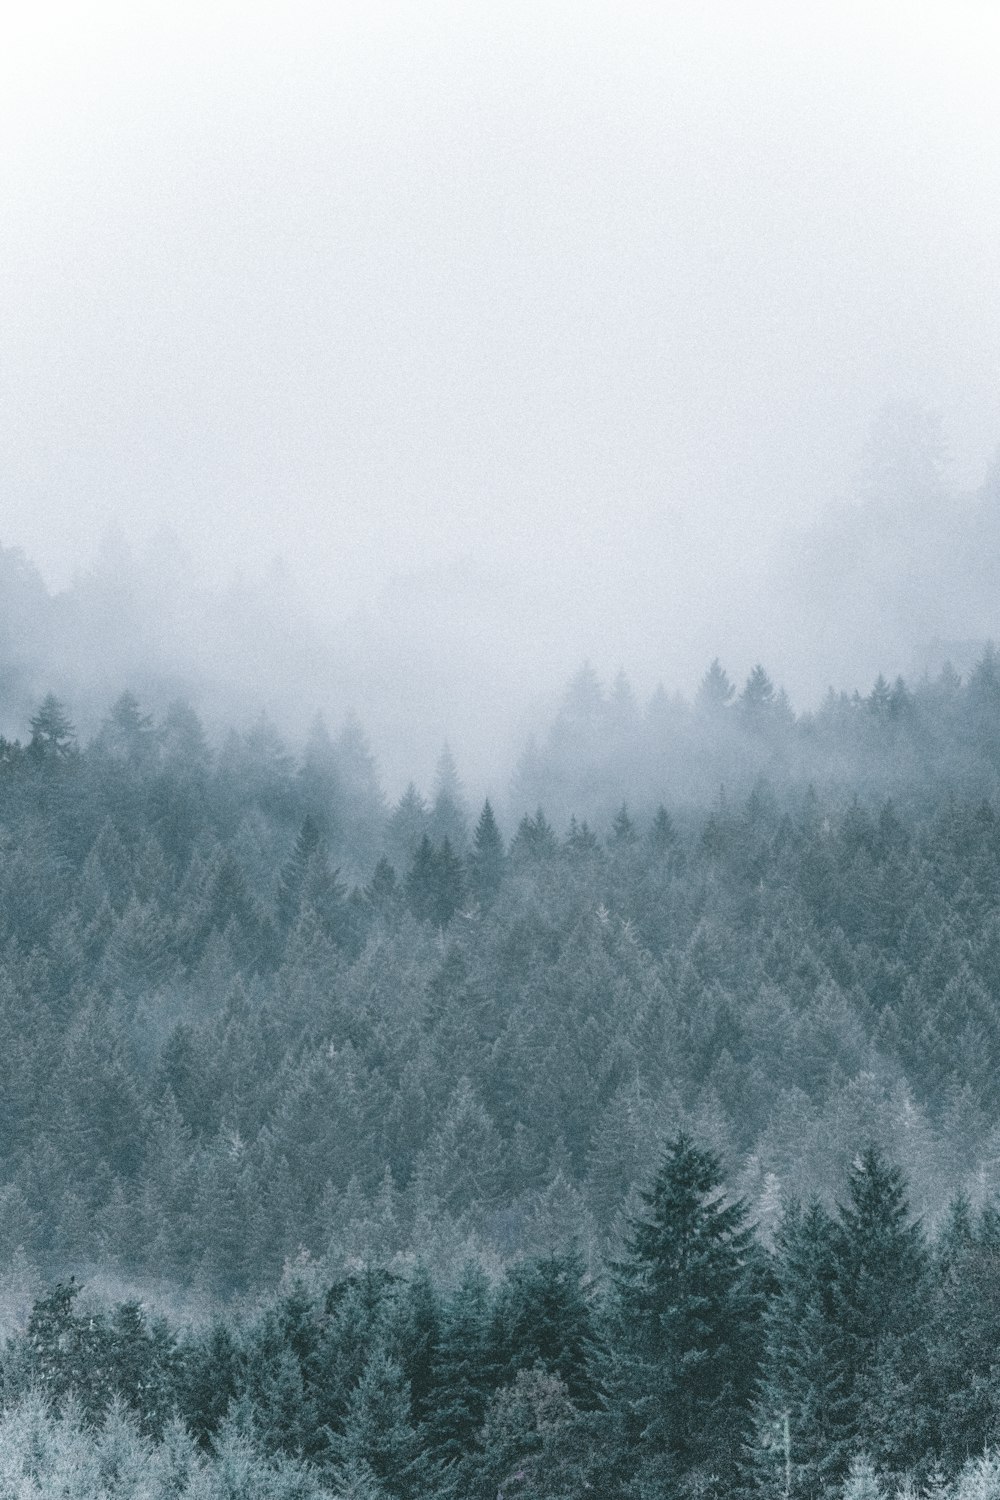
(9, 4), (1000, 1495)
(3, 0), (1000, 793)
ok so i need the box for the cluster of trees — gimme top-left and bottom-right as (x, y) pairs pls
(3, 1140), (1000, 1497)
(3, 654), (1000, 1486)
(5, 670), (1000, 1292)
(514, 649), (1000, 827)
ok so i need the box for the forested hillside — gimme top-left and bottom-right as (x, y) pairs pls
(4, 655), (1000, 1493)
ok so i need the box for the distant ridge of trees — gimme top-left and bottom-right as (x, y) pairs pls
(512, 647), (1000, 826)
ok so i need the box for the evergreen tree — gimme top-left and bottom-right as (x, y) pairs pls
(298, 713), (341, 835)
(429, 743), (469, 852)
(365, 855), (400, 915)
(427, 1263), (497, 1470)
(334, 1347), (429, 1500)
(406, 836), (464, 928)
(649, 804), (677, 855)
(740, 665), (778, 728)
(831, 1147), (929, 1471)
(97, 691), (156, 766)
(510, 808), (558, 864)
(405, 836), (438, 926)
(432, 837), (466, 927)
(609, 802), (637, 847)
(612, 1133), (762, 1491)
(467, 800), (505, 909)
(696, 659), (735, 712)
(747, 1200), (852, 1500)
(392, 1265), (442, 1429)
(473, 1368), (595, 1500)
(28, 693), (77, 760)
(386, 783), (430, 870)
(277, 815), (323, 930)
(494, 1249), (601, 1408)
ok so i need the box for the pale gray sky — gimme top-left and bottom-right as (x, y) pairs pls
(2, 0), (999, 755)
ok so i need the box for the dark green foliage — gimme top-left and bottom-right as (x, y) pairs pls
(472, 1368), (596, 1500)
(748, 1201), (853, 1499)
(493, 1249), (601, 1408)
(406, 835), (465, 928)
(392, 1264), (442, 1428)
(649, 803), (677, 854)
(334, 1348), (430, 1500)
(830, 1148), (930, 1470)
(609, 802), (637, 847)
(612, 1133), (762, 1490)
(426, 1264), (497, 1469)
(178, 1320), (243, 1447)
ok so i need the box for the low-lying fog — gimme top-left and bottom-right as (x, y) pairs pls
(2, 0), (999, 791)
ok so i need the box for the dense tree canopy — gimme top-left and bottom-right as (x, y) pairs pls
(1, 652), (1000, 1490)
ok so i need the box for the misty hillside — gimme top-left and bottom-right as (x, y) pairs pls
(8, 0), (1000, 1488)
(4, 410), (1000, 792)
(3, 665), (1000, 1491)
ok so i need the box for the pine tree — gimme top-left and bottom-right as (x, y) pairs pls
(28, 693), (77, 760)
(473, 1368), (594, 1500)
(298, 713), (341, 834)
(494, 1249), (601, 1408)
(406, 837), (465, 928)
(277, 816), (323, 930)
(406, 836), (438, 926)
(609, 803), (637, 847)
(427, 1263), (497, 1470)
(831, 1147), (929, 1471)
(334, 1347), (429, 1500)
(747, 1201), (853, 1500)
(392, 1265), (442, 1429)
(649, 804), (677, 855)
(97, 691), (156, 766)
(612, 1133), (762, 1490)
(467, 800), (505, 909)
(430, 743), (469, 852)
(365, 856), (400, 915)
(696, 660), (735, 712)
(386, 784), (430, 870)
(510, 808), (558, 864)
(433, 837), (466, 927)
(740, 665), (777, 728)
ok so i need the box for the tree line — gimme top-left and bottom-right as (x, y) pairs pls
(2, 1138), (1000, 1497)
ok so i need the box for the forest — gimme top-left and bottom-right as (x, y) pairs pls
(4, 651), (1000, 1494)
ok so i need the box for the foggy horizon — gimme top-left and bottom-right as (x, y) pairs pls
(3, 1), (1000, 780)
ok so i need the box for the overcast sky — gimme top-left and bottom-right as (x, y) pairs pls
(2, 0), (999, 722)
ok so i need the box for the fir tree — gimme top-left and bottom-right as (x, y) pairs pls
(277, 816), (323, 930)
(467, 800), (505, 909)
(405, 835), (438, 926)
(831, 1147), (929, 1471)
(28, 692), (77, 760)
(649, 804), (677, 855)
(747, 1200), (852, 1500)
(609, 803), (637, 847)
(494, 1249), (601, 1408)
(426, 1263), (497, 1470)
(430, 743), (469, 852)
(334, 1347), (429, 1500)
(612, 1133), (762, 1490)
(696, 659), (735, 712)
